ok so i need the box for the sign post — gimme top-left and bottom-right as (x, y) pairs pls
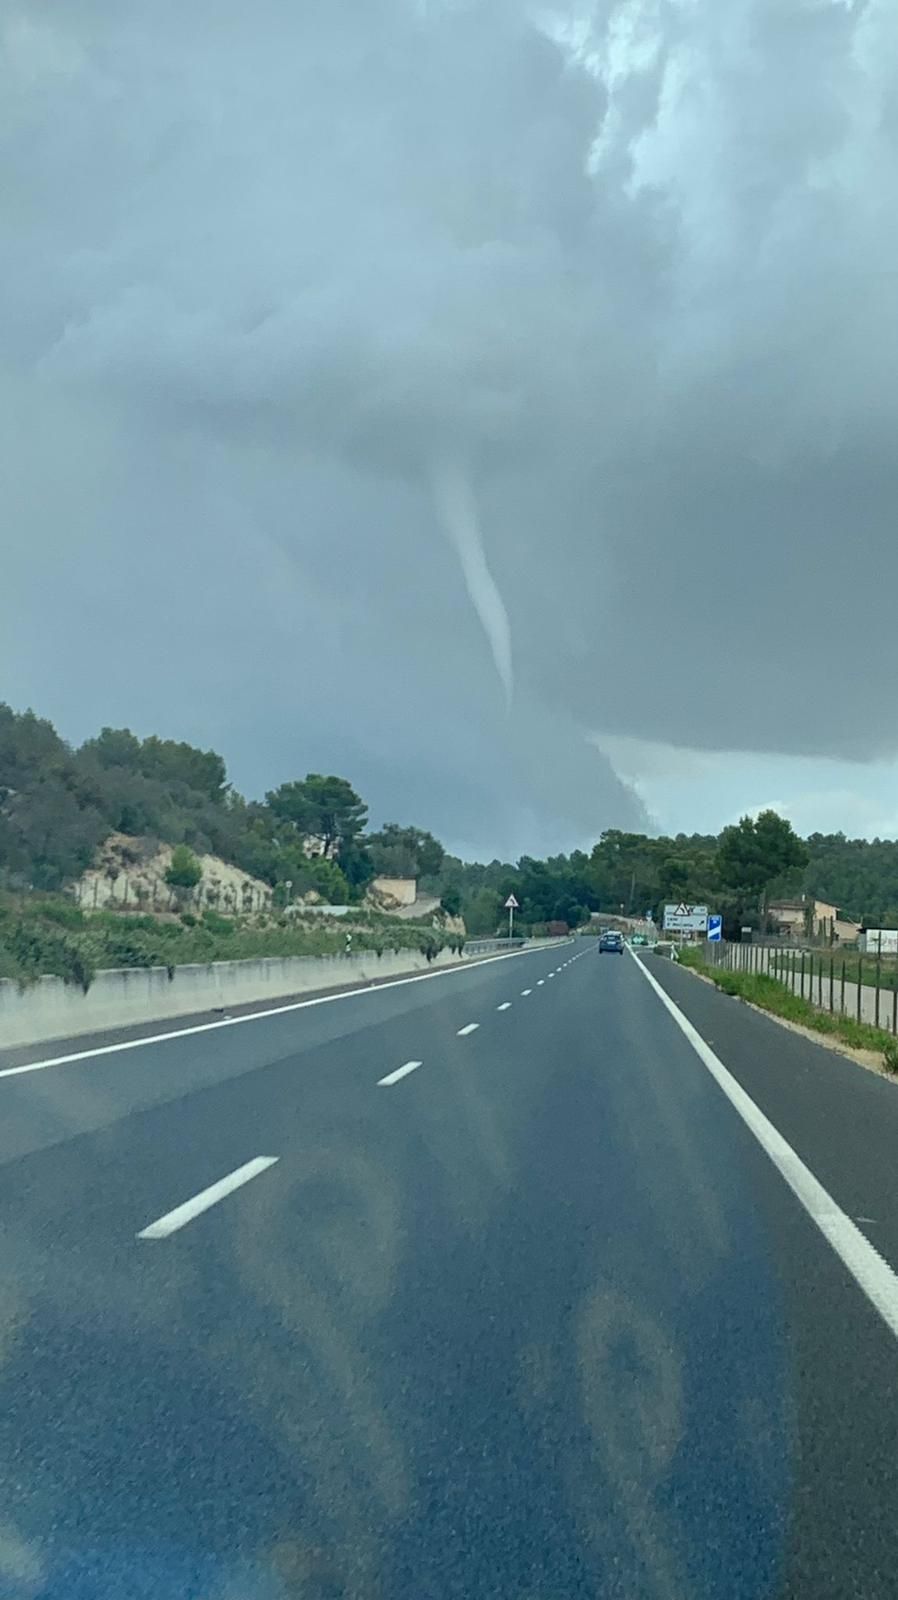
(707, 914), (723, 943)
(504, 893), (519, 941)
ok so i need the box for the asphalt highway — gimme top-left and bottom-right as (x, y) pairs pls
(2, 940), (898, 1597)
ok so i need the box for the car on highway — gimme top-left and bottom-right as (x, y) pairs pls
(599, 930), (624, 954)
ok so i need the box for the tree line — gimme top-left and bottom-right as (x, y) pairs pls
(2, 702), (894, 931)
(429, 812), (807, 937)
(0, 705), (446, 908)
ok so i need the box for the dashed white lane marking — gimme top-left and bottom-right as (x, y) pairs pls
(378, 1060), (423, 1087)
(521, 989), (532, 996)
(137, 1157), (279, 1240)
(3, 942), (573, 1081)
(630, 951), (898, 1345)
(457, 1023), (480, 1036)
(537, 980), (545, 986)
(497, 1002), (512, 1011)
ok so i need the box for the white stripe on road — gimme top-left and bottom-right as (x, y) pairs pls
(137, 1157), (279, 1240)
(378, 1060), (423, 1087)
(537, 980), (545, 986)
(497, 1002), (512, 1011)
(630, 951), (898, 1345)
(0, 941), (576, 1081)
(457, 1023), (480, 1036)
(521, 989), (532, 996)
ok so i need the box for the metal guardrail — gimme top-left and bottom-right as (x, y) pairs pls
(462, 935), (572, 956)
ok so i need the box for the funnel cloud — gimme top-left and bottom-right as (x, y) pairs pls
(4, 0), (898, 852)
(434, 460), (514, 710)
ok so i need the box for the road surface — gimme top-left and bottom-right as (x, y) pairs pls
(1, 942), (898, 1596)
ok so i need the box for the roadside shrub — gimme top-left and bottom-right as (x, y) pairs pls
(31, 899), (85, 930)
(103, 938), (155, 970)
(5, 921), (96, 991)
(883, 1038), (898, 1075)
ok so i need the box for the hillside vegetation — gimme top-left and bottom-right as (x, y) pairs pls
(0, 898), (459, 992)
(3, 702), (898, 988)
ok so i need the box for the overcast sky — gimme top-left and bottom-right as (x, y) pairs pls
(4, 0), (898, 858)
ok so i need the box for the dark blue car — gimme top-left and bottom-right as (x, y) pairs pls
(599, 930), (624, 953)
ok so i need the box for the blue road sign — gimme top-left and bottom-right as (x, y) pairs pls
(708, 914), (723, 942)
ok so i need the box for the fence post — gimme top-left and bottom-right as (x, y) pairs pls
(876, 949), (882, 1031)
(857, 959), (862, 1025)
(800, 952), (806, 1001)
(829, 954), (834, 1014)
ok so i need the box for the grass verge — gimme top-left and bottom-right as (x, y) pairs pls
(677, 948), (898, 1075)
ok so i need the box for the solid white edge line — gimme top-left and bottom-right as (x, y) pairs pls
(137, 1156), (279, 1240)
(497, 1002), (512, 1011)
(378, 1060), (423, 1087)
(629, 950), (898, 1343)
(457, 1023), (480, 1036)
(3, 940), (576, 1080)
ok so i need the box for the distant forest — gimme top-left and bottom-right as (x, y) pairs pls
(1, 702), (896, 935)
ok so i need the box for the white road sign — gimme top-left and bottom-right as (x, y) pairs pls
(663, 903), (709, 933)
(504, 894), (519, 910)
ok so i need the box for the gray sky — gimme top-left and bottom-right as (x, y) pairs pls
(4, 0), (898, 857)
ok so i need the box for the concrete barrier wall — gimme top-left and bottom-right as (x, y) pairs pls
(0, 945), (477, 1052)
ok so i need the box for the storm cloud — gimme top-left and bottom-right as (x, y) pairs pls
(3, 0), (898, 853)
